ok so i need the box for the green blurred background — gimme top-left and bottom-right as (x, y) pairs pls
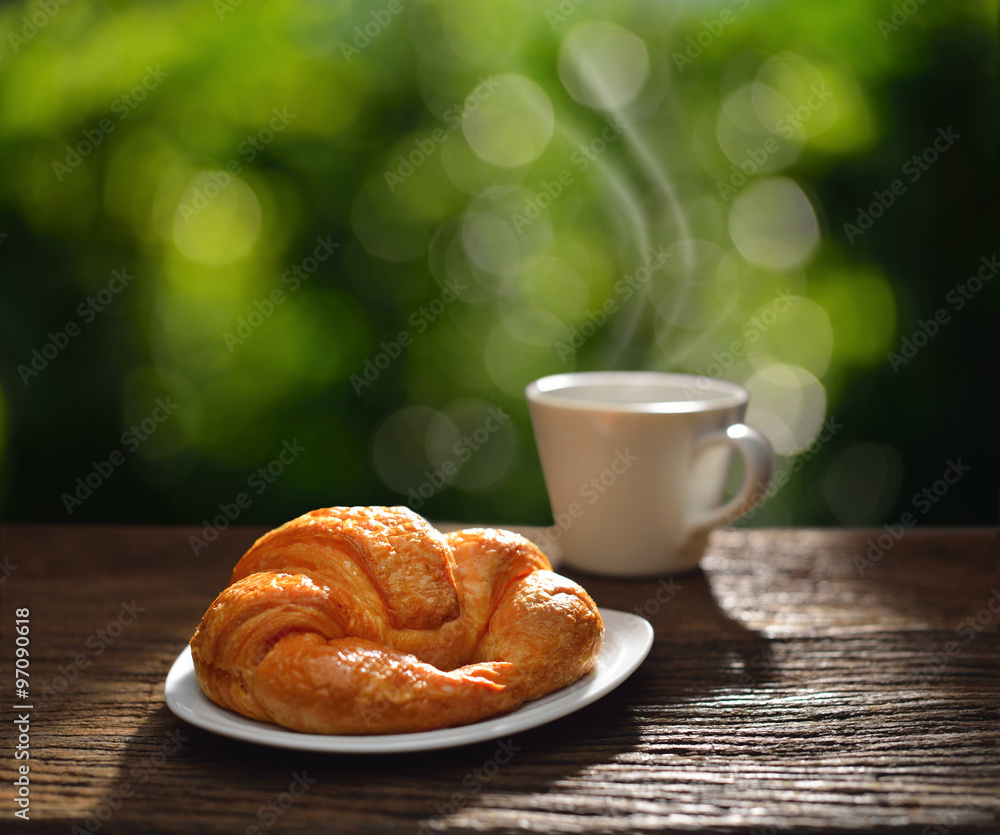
(0, 0), (996, 529)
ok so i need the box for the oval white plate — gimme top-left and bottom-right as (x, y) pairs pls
(164, 608), (653, 753)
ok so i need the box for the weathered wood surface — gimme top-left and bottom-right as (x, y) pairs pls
(1, 524), (997, 834)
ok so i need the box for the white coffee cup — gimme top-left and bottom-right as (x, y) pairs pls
(525, 371), (774, 577)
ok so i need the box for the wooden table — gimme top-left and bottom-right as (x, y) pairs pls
(1, 524), (997, 834)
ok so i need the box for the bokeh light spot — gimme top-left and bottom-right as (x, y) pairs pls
(462, 211), (520, 278)
(462, 74), (554, 168)
(729, 177), (819, 270)
(717, 83), (803, 174)
(813, 267), (897, 366)
(755, 52), (840, 141)
(258, 0), (351, 58)
(517, 255), (589, 323)
(485, 321), (563, 396)
(373, 406), (453, 497)
(172, 172), (261, 265)
(501, 306), (567, 348)
(558, 21), (650, 112)
(744, 362), (826, 455)
(746, 297), (834, 379)
(654, 240), (739, 331)
(351, 178), (431, 263)
(434, 398), (517, 491)
(823, 442), (903, 525)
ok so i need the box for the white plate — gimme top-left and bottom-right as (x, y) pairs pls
(163, 608), (653, 753)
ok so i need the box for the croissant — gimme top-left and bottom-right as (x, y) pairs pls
(190, 506), (604, 734)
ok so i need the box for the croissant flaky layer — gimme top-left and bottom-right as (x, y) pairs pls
(190, 506), (604, 734)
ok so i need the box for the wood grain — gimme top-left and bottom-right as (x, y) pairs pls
(0, 524), (997, 834)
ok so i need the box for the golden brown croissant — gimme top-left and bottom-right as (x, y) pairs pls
(190, 506), (604, 734)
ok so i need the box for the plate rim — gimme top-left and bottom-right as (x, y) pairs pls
(164, 607), (653, 753)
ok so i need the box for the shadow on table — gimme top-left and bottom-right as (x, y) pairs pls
(566, 562), (778, 689)
(102, 566), (774, 830)
(103, 698), (645, 831)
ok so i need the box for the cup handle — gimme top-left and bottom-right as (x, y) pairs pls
(686, 423), (774, 533)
